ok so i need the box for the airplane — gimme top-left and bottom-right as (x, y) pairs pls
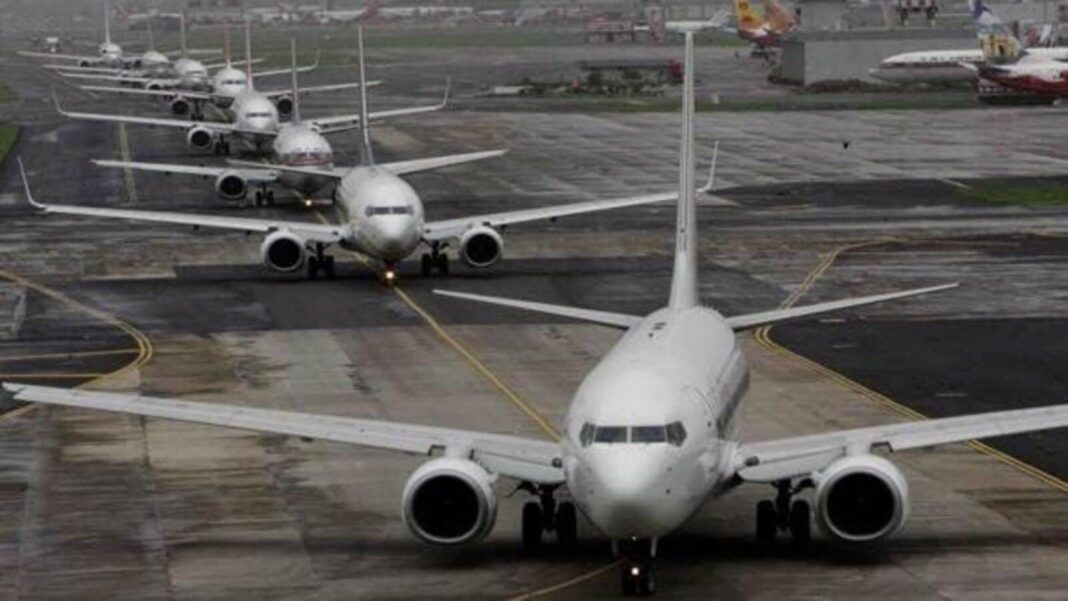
(10, 30), (1068, 598)
(53, 23), (395, 157)
(90, 40), (501, 207)
(961, 0), (1068, 96)
(306, 0), (383, 24)
(56, 20), (318, 120)
(25, 28), (693, 280)
(18, 1), (150, 69)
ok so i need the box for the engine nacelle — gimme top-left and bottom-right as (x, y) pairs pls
(459, 226), (503, 268)
(78, 59), (91, 68)
(259, 230), (306, 272)
(186, 126), (215, 151)
(815, 455), (909, 544)
(401, 457), (497, 546)
(145, 81), (165, 91)
(274, 96), (294, 117)
(214, 170), (248, 201)
(170, 96), (191, 116)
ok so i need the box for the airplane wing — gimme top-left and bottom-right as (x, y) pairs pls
(308, 79), (451, 134)
(18, 159), (339, 243)
(18, 50), (97, 62)
(435, 290), (643, 328)
(422, 191), (678, 242)
(79, 85), (212, 100)
(54, 94), (268, 137)
(92, 159), (280, 184)
(225, 149), (508, 180)
(1, 382), (564, 485)
(260, 81), (381, 100)
(252, 51), (321, 78)
(733, 403), (1068, 483)
(723, 284), (958, 331)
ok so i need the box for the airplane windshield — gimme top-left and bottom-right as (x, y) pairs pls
(580, 421), (687, 447)
(365, 206), (413, 217)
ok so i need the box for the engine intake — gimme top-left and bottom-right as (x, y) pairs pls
(402, 457), (497, 546)
(260, 231), (306, 272)
(214, 170), (248, 201)
(186, 126), (215, 151)
(815, 455), (909, 543)
(170, 96), (190, 115)
(459, 226), (503, 268)
(275, 96), (294, 117)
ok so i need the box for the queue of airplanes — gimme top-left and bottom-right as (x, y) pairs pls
(10, 24), (1068, 597)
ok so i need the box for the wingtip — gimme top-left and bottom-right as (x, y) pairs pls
(697, 140), (720, 194)
(440, 77), (452, 107)
(17, 158), (46, 211)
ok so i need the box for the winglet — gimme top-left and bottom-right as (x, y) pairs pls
(17, 158), (48, 211)
(440, 77), (452, 109)
(697, 141), (719, 194)
(52, 90), (67, 116)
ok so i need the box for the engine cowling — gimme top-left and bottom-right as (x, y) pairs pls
(274, 96), (294, 117)
(259, 231), (306, 272)
(459, 226), (503, 268)
(401, 457), (497, 546)
(815, 455), (909, 544)
(186, 126), (215, 151)
(170, 96), (191, 116)
(214, 170), (248, 201)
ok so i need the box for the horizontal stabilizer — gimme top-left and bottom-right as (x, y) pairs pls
(434, 290), (642, 329)
(726, 283), (957, 332)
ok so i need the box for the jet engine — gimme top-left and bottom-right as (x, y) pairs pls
(214, 170), (248, 201)
(259, 231), (306, 272)
(170, 96), (191, 116)
(145, 81), (165, 91)
(186, 126), (215, 151)
(459, 226), (503, 268)
(401, 457), (497, 546)
(78, 59), (91, 68)
(814, 455), (909, 543)
(274, 96), (294, 117)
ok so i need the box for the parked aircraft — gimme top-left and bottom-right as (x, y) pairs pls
(731, 0), (796, 48)
(962, 0), (1068, 96)
(54, 25), (393, 156)
(10, 31), (1067, 598)
(18, 2), (145, 69)
(91, 41), (498, 207)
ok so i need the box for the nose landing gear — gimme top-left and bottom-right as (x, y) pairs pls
(756, 479), (812, 550)
(518, 484), (578, 552)
(617, 538), (656, 596)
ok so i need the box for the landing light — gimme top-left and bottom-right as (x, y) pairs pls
(304, 199), (313, 207)
(630, 566), (641, 577)
(384, 270), (396, 282)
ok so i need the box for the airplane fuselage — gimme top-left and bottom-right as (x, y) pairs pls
(562, 306), (749, 540)
(333, 167), (425, 264)
(978, 63), (1068, 95)
(272, 125), (335, 196)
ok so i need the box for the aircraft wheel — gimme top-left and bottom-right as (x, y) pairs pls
(621, 561), (655, 597)
(254, 191), (264, 207)
(521, 502), (543, 552)
(306, 256), (319, 280)
(435, 253), (449, 276)
(556, 502), (577, 548)
(420, 253), (432, 277)
(323, 256), (336, 280)
(266, 190), (275, 206)
(756, 499), (777, 548)
(789, 500), (811, 550)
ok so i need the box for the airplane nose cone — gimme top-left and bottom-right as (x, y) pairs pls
(373, 217), (418, 259)
(586, 451), (679, 538)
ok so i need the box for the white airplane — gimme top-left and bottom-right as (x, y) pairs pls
(868, 47), (1068, 84)
(61, 22), (343, 120)
(18, 1), (156, 70)
(26, 28), (691, 280)
(10, 32), (1068, 597)
(53, 25), (399, 157)
(91, 40), (501, 207)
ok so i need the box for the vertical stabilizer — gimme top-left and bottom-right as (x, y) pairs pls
(223, 28), (232, 68)
(668, 31), (699, 310)
(179, 11), (188, 56)
(290, 39), (302, 123)
(244, 19), (255, 89)
(356, 27), (375, 166)
(104, 0), (112, 44)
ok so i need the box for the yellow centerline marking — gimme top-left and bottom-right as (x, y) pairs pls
(507, 558), (625, 601)
(753, 239), (1068, 495)
(0, 348), (141, 364)
(0, 373), (111, 379)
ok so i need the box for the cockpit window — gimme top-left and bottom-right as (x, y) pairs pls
(593, 426), (628, 444)
(365, 206), (413, 217)
(579, 423), (595, 447)
(631, 425), (666, 444)
(666, 421), (687, 447)
(247, 112), (272, 118)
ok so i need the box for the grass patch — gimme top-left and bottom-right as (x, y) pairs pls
(957, 184), (1068, 207)
(0, 83), (15, 104)
(0, 124), (18, 161)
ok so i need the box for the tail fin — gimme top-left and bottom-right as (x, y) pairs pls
(763, 0), (795, 32)
(104, 0), (112, 45)
(668, 31), (699, 311)
(970, 0), (1024, 62)
(356, 27), (374, 166)
(223, 28), (232, 68)
(732, 0), (766, 31)
(290, 39), (302, 123)
(244, 19), (255, 89)
(179, 11), (188, 56)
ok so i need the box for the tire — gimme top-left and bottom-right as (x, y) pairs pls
(254, 191), (264, 207)
(756, 499), (777, 548)
(556, 502), (577, 548)
(789, 500), (811, 550)
(323, 256), (336, 280)
(266, 190), (275, 206)
(306, 256), (319, 280)
(621, 566), (637, 597)
(435, 253), (449, 276)
(521, 502), (543, 552)
(420, 254), (432, 277)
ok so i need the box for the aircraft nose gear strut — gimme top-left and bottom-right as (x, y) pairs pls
(617, 538), (657, 596)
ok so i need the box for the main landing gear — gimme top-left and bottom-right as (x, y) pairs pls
(420, 243), (449, 277)
(213, 139), (231, 156)
(519, 484), (577, 552)
(756, 479), (811, 550)
(617, 538), (656, 596)
(253, 186), (275, 207)
(306, 243), (336, 280)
